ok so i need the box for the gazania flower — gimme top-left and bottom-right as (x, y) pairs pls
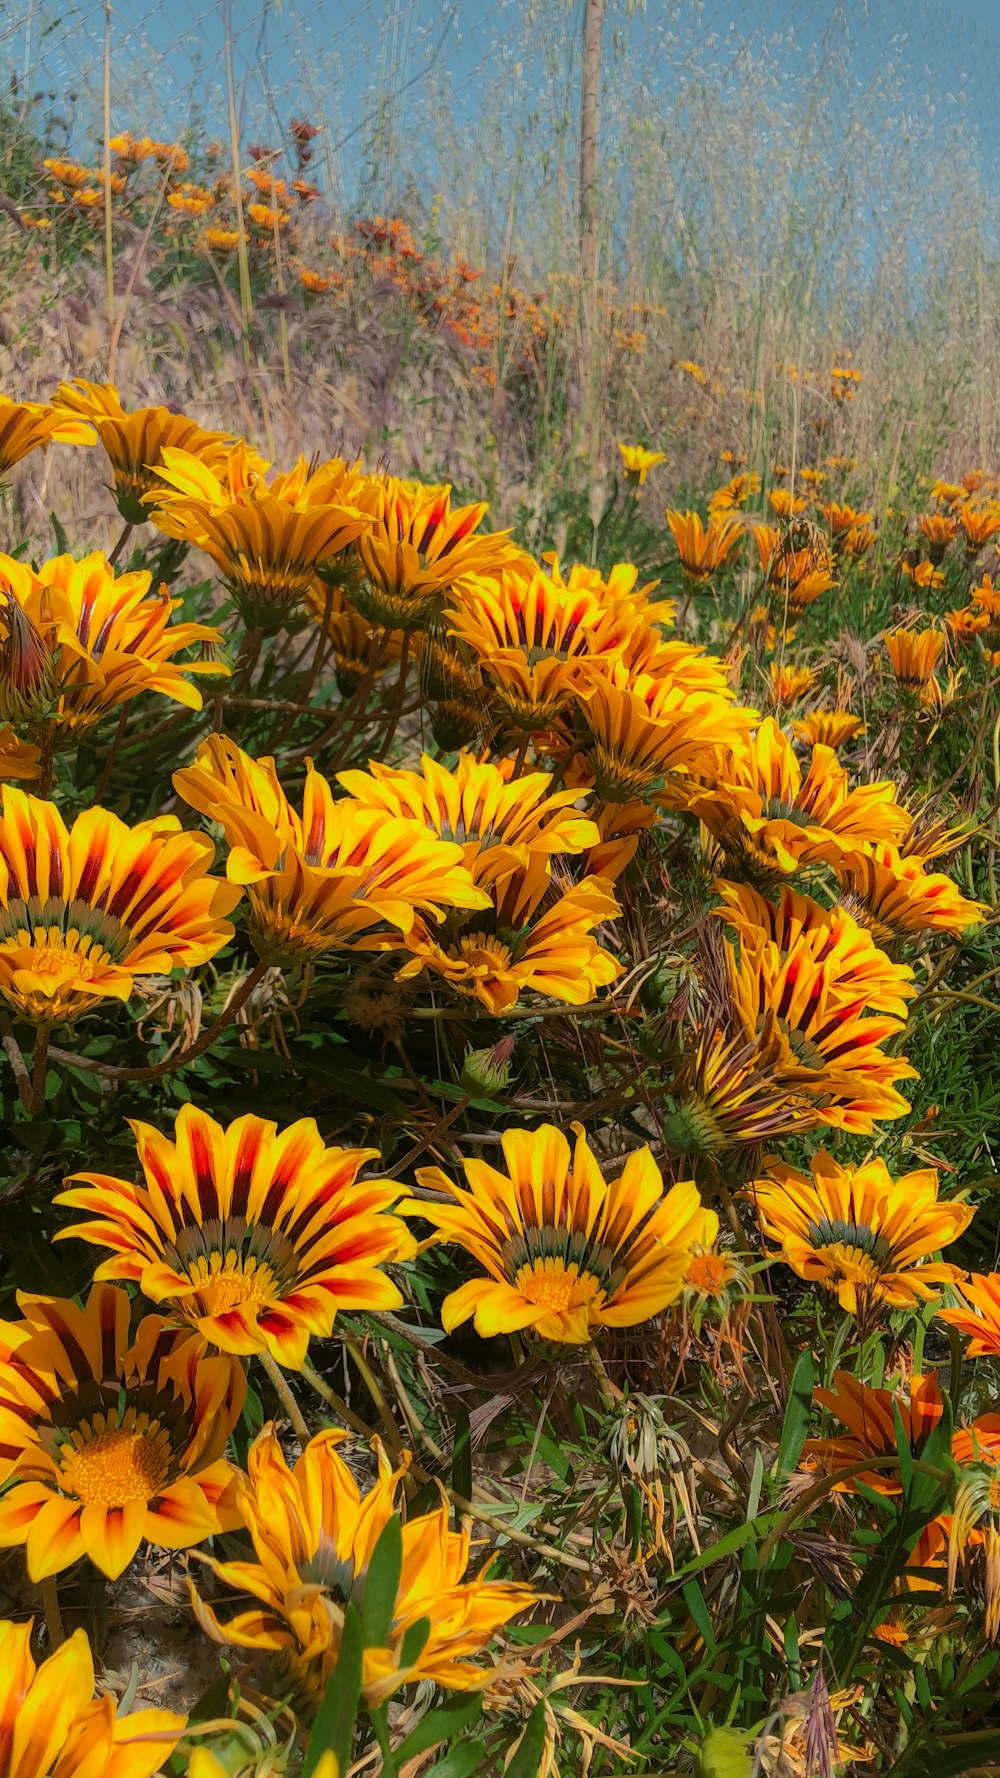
(959, 503), (1000, 554)
(0, 1284), (244, 1579)
(574, 672), (753, 804)
(338, 752), (598, 891)
(749, 1150), (973, 1314)
(830, 842), (985, 943)
(899, 557), (944, 592)
(0, 1619), (185, 1778)
(805, 1372), (1000, 1592)
(882, 627), (945, 689)
(918, 512), (958, 562)
(717, 880), (918, 1133)
(191, 1425), (535, 1706)
(708, 471), (761, 515)
(820, 501), (872, 540)
(174, 735), (487, 966)
(446, 565), (648, 732)
(830, 366), (862, 400)
(0, 395), (95, 479)
(395, 858), (620, 1014)
(148, 443), (371, 631)
(0, 551), (226, 742)
(766, 547), (836, 612)
(679, 1244), (753, 1332)
(661, 1020), (819, 1155)
(938, 1273), (1000, 1356)
(946, 605), (990, 640)
(971, 572), (1000, 620)
(618, 443), (666, 485)
(691, 718), (910, 878)
(791, 710), (866, 748)
(305, 581), (401, 696)
(929, 480), (968, 508)
(57, 1106), (414, 1369)
(665, 510), (744, 582)
(768, 487), (808, 518)
(350, 477), (513, 631)
(841, 520), (877, 558)
(0, 787), (240, 1025)
(767, 662), (815, 704)
(414, 1123), (716, 1343)
(50, 378), (234, 523)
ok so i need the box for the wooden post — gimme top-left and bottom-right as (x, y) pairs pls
(579, 0), (604, 469)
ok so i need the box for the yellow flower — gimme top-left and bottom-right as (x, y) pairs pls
(574, 671), (753, 804)
(882, 627), (945, 688)
(0, 551), (226, 742)
(247, 201), (288, 229)
(717, 879), (918, 1133)
(191, 1424), (535, 1706)
(749, 1150), (973, 1313)
(0, 1618), (185, 1777)
(394, 857), (621, 1014)
(819, 500), (872, 539)
(790, 710), (866, 748)
(0, 787), (240, 1025)
(765, 545), (837, 612)
(351, 477), (513, 631)
(946, 605), (990, 640)
(938, 1273), (1000, 1356)
(50, 378), (235, 523)
(830, 366), (862, 400)
(617, 443), (665, 485)
(57, 1105), (414, 1369)
(148, 443), (371, 631)
(831, 842), (986, 942)
(767, 661), (815, 704)
(917, 512), (958, 561)
(415, 1123), (717, 1342)
(661, 1022), (820, 1155)
(708, 471), (762, 515)
(959, 502), (1000, 554)
(0, 395), (95, 478)
(665, 510), (744, 582)
(173, 734), (488, 966)
(338, 750), (599, 891)
(899, 557), (944, 592)
(203, 226), (241, 251)
(0, 1284), (244, 1580)
(446, 564), (652, 731)
(676, 359), (708, 385)
(929, 479), (968, 507)
(691, 718), (910, 877)
(768, 488), (808, 518)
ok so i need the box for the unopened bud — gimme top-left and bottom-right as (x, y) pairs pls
(460, 1036), (514, 1100)
(0, 588), (55, 722)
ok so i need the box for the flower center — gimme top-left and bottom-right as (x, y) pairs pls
(30, 938), (98, 979)
(515, 1258), (602, 1314)
(685, 1252), (729, 1293)
(60, 1428), (167, 1507)
(191, 1253), (275, 1316)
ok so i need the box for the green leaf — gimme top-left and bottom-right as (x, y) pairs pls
(451, 1403), (473, 1512)
(775, 1349), (815, 1482)
(421, 1739), (488, 1778)
(398, 1613), (432, 1671)
(303, 1601), (364, 1778)
(395, 1695), (483, 1763)
(361, 1515), (403, 1648)
(682, 1580), (716, 1651)
(505, 1700), (549, 1778)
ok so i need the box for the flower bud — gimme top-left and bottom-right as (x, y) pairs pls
(460, 1036), (514, 1100)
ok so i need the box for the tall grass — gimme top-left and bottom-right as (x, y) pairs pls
(3, 0), (1000, 547)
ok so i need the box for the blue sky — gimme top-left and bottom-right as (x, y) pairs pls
(7, 0), (1000, 203)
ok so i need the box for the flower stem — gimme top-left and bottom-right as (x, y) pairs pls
(40, 1574), (65, 1647)
(48, 959), (269, 1082)
(258, 1349), (311, 1445)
